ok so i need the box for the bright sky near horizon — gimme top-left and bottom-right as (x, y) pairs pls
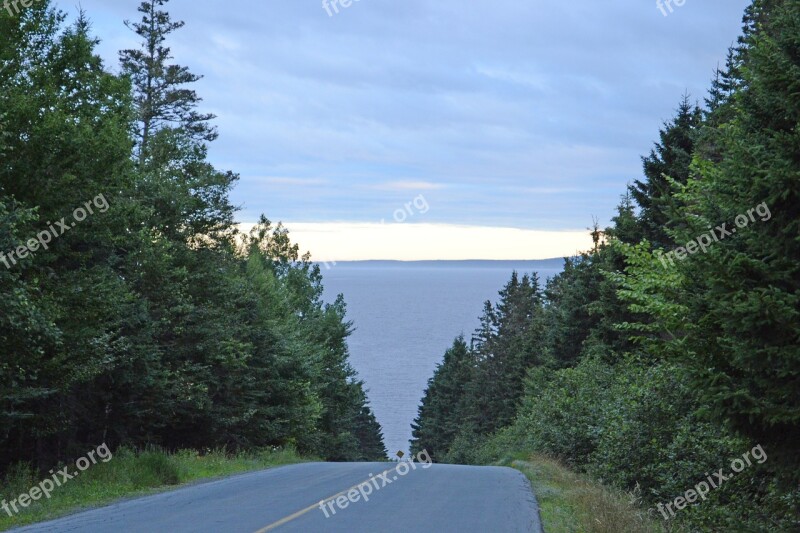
(55, 0), (750, 260)
(241, 222), (593, 261)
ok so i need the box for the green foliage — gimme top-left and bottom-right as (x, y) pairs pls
(410, 337), (474, 461)
(0, 0), (385, 477)
(629, 95), (703, 249)
(618, 0), (800, 465)
(120, 0), (218, 162)
(411, 272), (551, 458)
(466, 273), (549, 435)
(513, 356), (614, 468)
(413, 2), (800, 530)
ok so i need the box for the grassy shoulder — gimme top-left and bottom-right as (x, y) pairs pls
(497, 453), (670, 533)
(0, 446), (308, 531)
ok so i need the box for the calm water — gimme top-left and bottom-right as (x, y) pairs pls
(321, 260), (563, 457)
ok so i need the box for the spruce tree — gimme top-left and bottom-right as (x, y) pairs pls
(411, 337), (474, 461)
(119, 0), (216, 164)
(629, 95), (703, 248)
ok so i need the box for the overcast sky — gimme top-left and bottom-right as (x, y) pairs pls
(53, 0), (751, 259)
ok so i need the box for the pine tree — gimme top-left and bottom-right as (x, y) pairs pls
(0, 0), (386, 470)
(466, 273), (545, 435)
(620, 0), (800, 468)
(119, 0), (216, 164)
(705, 48), (742, 125)
(411, 337), (474, 461)
(629, 95), (703, 249)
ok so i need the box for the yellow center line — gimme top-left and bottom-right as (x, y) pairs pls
(252, 464), (399, 533)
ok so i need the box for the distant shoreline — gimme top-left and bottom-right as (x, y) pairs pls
(313, 258), (569, 267)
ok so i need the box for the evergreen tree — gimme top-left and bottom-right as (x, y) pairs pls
(468, 273), (545, 434)
(0, 0), (385, 471)
(411, 337), (474, 461)
(119, 0), (216, 164)
(620, 0), (800, 468)
(629, 95), (703, 248)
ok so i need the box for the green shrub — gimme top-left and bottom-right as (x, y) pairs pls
(511, 356), (615, 468)
(469, 353), (800, 531)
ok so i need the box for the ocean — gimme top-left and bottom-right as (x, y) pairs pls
(321, 260), (564, 457)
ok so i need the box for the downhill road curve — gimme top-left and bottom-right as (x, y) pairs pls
(13, 462), (543, 533)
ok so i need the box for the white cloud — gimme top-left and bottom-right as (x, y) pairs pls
(474, 65), (549, 91)
(58, 0), (751, 232)
(369, 180), (447, 191)
(211, 33), (241, 52)
(251, 177), (328, 186)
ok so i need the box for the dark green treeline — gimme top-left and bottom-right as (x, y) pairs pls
(0, 0), (386, 471)
(412, 1), (799, 529)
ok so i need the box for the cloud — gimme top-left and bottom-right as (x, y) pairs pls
(210, 33), (241, 52)
(369, 181), (447, 191)
(58, 0), (752, 236)
(251, 177), (328, 187)
(474, 65), (549, 91)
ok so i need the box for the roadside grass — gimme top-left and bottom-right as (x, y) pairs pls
(0, 446), (307, 531)
(498, 453), (673, 533)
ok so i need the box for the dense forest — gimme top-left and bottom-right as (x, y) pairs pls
(412, 0), (799, 530)
(0, 0), (386, 473)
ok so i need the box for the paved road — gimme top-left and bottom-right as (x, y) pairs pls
(13, 462), (543, 533)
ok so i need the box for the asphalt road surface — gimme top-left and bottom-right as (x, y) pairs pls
(13, 462), (543, 533)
